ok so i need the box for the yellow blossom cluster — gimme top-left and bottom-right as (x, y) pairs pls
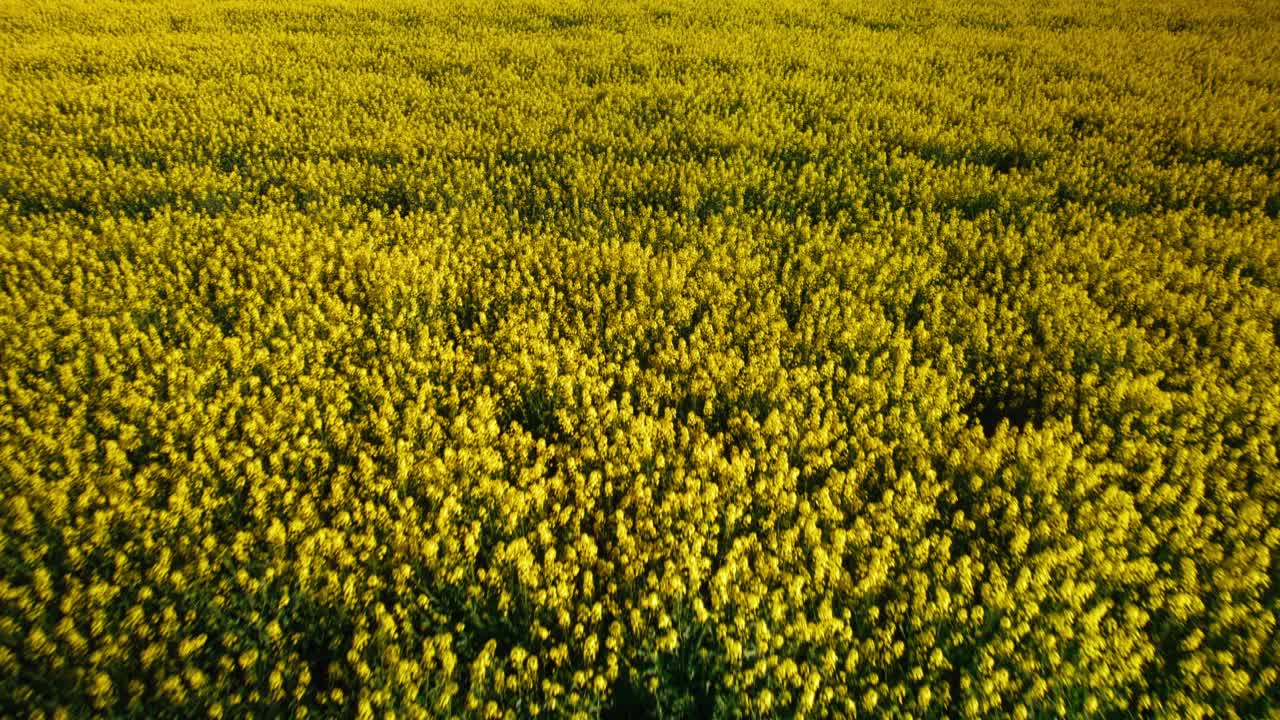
(2, 0), (1279, 717)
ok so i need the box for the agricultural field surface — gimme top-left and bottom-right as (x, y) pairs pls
(2, 0), (1280, 717)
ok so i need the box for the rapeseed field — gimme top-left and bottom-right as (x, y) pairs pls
(2, 0), (1279, 717)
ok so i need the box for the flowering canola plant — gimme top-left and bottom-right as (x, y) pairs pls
(1, 0), (1279, 717)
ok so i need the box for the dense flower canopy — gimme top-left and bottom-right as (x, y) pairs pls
(1, 0), (1278, 717)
